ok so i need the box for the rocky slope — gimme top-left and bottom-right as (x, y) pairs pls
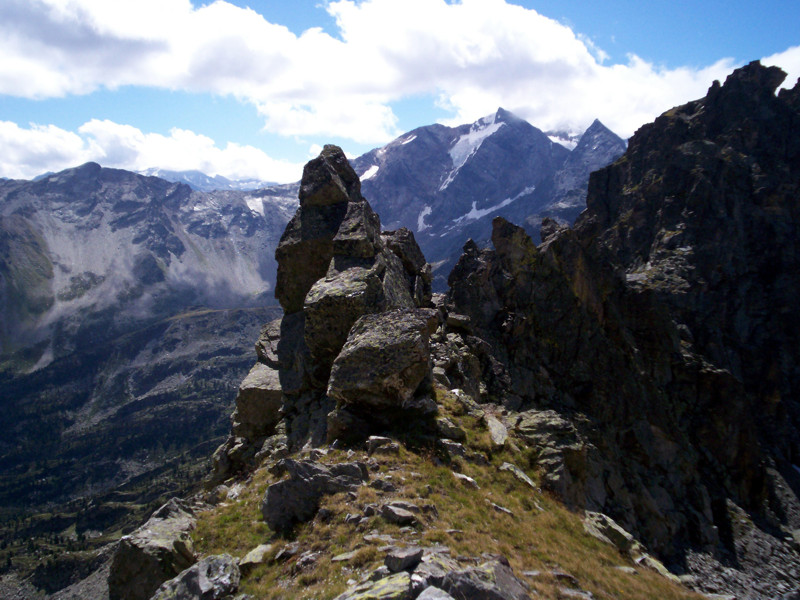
(109, 62), (800, 600)
(443, 61), (800, 597)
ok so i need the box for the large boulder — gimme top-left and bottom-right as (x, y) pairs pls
(107, 498), (196, 600)
(440, 558), (532, 600)
(328, 308), (439, 412)
(149, 554), (240, 600)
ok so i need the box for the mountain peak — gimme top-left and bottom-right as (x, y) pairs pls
(493, 107), (521, 124)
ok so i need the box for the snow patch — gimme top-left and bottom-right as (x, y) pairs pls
(417, 206), (432, 232)
(361, 165), (380, 181)
(794, 464), (800, 477)
(452, 186), (535, 224)
(548, 135), (578, 150)
(440, 114), (505, 191)
(244, 196), (264, 216)
(401, 135), (417, 145)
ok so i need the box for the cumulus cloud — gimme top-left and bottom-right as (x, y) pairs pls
(0, 119), (303, 181)
(1, 0), (798, 178)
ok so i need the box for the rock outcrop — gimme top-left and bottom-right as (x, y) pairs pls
(202, 64), (800, 599)
(149, 554), (241, 600)
(108, 498), (197, 600)
(273, 145), (435, 450)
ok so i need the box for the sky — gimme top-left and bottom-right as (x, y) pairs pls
(1, 0), (798, 183)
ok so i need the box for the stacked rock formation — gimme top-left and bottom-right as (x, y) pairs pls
(211, 145), (434, 480)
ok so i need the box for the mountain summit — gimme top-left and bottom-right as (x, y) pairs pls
(352, 108), (625, 287)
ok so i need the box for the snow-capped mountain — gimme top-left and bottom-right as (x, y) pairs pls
(138, 168), (276, 192)
(351, 108), (626, 287)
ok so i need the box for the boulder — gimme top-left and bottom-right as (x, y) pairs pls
(440, 559), (532, 600)
(333, 571), (412, 600)
(583, 511), (645, 556)
(327, 309), (439, 413)
(417, 588), (456, 600)
(231, 362), (283, 440)
(484, 415), (508, 449)
(108, 498), (196, 600)
(261, 459), (368, 533)
(384, 547), (423, 573)
(380, 504), (418, 526)
(149, 554), (240, 600)
(239, 544), (273, 575)
(499, 463), (537, 491)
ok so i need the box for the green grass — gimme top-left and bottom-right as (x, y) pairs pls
(192, 389), (704, 600)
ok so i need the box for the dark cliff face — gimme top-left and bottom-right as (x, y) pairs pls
(580, 61), (800, 443)
(445, 61), (800, 592)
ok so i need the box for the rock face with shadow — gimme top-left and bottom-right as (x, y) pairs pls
(442, 61), (800, 598)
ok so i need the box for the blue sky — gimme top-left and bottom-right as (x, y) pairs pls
(1, 0), (798, 182)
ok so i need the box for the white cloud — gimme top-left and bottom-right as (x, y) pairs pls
(0, 0), (798, 179)
(0, 119), (303, 182)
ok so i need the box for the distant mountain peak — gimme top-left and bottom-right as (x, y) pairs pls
(138, 167), (275, 192)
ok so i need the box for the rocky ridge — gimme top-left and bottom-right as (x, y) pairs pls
(184, 62), (799, 600)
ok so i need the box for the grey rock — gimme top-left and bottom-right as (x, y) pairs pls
(333, 571), (412, 600)
(328, 308), (439, 416)
(384, 547), (423, 573)
(558, 588), (593, 599)
(441, 440), (466, 459)
(417, 587), (456, 600)
(150, 554), (240, 600)
(370, 478), (398, 493)
(380, 504), (419, 526)
(367, 436), (394, 455)
(440, 559), (532, 600)
(453, 473), (479, 489)
(261, 460), (368, 532)
(484, 414), (508, 449)
(238, 544), (272, 575)
(108, 498), (196, 600)
(231, 362), (283, 440)
(583, 512), (644, 556)
(436, 418), (466, 442)
(332, 551), (358, 563)
(446, 313), (472, 332)
(499, 463), (538, 491)
(372, 443), (402, 456)
(490, 503), (513, 517)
